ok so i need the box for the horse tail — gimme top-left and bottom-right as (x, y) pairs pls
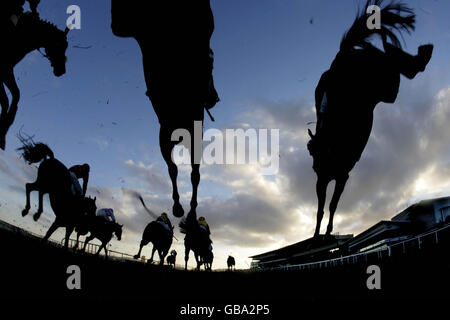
(132, 192), (159, 220)
(17, 137), (54, 164)
(340, 0), (415, 52)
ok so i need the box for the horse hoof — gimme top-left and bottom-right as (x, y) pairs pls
(173, 203), (184, 218)
(33, 212), (42, 221)
(21, 208), (30, 217)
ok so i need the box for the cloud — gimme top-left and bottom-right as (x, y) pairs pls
(124, 160), (172, 194)
(2, 81), (450, 268)
(167, 80), (450, 253)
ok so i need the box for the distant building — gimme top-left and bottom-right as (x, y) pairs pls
(250, 196), (450, 269)
(345, 196), (450, 254)
(250, 235), (353, 269)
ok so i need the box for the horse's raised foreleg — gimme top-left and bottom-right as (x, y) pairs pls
(33, 189), (44, 221)
(134, 239), (149, 259)
(22, 182), (38, 217)
(160, 128), (184, 218)
(314, 176), (329, 238)
(326, 174), (349, 236)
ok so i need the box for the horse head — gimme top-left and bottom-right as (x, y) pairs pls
(43, 26), (69, 77)
(114, 223), (123, 241)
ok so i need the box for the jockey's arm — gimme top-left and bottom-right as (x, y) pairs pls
(82, 173), (89, 196)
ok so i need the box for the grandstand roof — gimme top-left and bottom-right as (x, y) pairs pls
(250, 234), (353, 265)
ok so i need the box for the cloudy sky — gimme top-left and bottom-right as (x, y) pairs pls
(1, 0), (450, 269)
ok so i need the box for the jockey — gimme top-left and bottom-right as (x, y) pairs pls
(97, 208), (116, 223)
(69, 164), (90, 197)
(198, 216), (210, 235)
(156, 212), (173, 233)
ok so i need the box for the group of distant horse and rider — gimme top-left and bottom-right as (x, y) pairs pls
(0, 0), (433, 271)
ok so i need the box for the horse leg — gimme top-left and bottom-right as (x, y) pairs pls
(33, 189), (44, 221)
(42, 219), (60, 243)
(184, 247), (190, 271)
(188, 163), (200, 218)
(326, 174), (349, 236)
(95, 243), (105, 256)
(134, 240), (149, 259)
(384, 42), (433, 79)
(103, 243), (109, 258)
(149, 246), (156, 264)
(74, 232), (80, 250)
(22, 182), (38, 217)
(314, 176), (329, 237)
(64, 226), (75, 249)
(159, 250), (166, 266)
(188, 120), (202, 217)
(160, 127), (184, 218)
(194, 252), (201, 271)
(82, 235), (94, 252)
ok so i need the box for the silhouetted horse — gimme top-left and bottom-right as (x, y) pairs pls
(166, 249), (177, 268)
(111, 0), (217, 220)
(0, 12), (69, 150)
(180, 217), (213, 271)
(76, 217), (123, 257)
(18, 141), (97, 247)
(307, 0), (433, 237)
(134, 221), (173, 265)
(227, 256), (235, 271)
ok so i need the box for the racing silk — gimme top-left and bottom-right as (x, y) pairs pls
(157, 220), (171, 232)
(97, 208), (116, 222)
(198, 220), (210, 234)
(69, 171), (82, 196)
(156, 215), (172, 232)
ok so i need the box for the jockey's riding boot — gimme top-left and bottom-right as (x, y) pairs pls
(417, 45), (433, 72)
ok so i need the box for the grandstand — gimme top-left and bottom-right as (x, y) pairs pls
(251, 196), (450, 270)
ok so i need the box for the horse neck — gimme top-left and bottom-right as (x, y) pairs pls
(13, 17), (59, 65)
